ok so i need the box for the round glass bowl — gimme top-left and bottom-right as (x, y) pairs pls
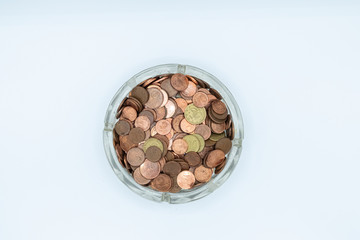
(103, 64), (244, 204)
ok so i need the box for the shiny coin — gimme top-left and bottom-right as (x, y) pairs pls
(126, 147), (145, 167)
(180, 118), (196, 133)
(184, 104), (206, 125)
(170, 73), (189, 91)
(194, 165), (213, 183)
(155, 119), (172, 135)
(139, 159), (160, 180)
(150, 174), (172, 192)
(134, 115), (151, 131)
(164, 99), (176, 118)
(205, 149), (225, 168)
(177, 170), (195, 189)
(172, 139), (188, 155)
(175, 98), (188, 112)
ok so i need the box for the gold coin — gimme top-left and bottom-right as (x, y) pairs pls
(209, 132), (225, 142)
(192, 133), (205, 152)
(183, 135), (200, 153)
(184, 104), (206, 125)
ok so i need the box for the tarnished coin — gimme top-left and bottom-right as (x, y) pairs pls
(205, 149), (225, 168)
(134, 115), (151, 131)
(139, 159), (160, 180)
(215, 137), (232, 154)
(160, 79), (178, 97)
(163, 161), (182, 177)
(194, 124), (211, 140)
(145, 88), (163, 109)
(169, 177), (182, 193)
(170, 73), (189, 91)
(121, 106), (137, 121)
(183, 135), (200, 153)
(194, 165), (213, 183)
(172, 114), (184, 132)
(115, 120), (131, 136)
(192, 92), (208, 108)
(150, 174), (172, 192)
(129, 86), (149, 105)
(127, 147), (145, 167)
(133, 167), (151, 185)
(177, 170), (195, 189)
(128, 127), (145, 144)
(145, 145), (162, 162)
(184, 151), (201, 167)
(172, 139), (188, 155)
(155, 119), (172, 135)
(184, 104), (206, 125)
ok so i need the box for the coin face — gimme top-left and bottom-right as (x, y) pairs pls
(140, 159), (160, 179)
(115, 120), (131, 136)
(215, 137), (232, 154)
(183, 135), (200, 153)
(170, 73), (189, 91)
(184, 152), (201, 167)
(145, 88), (163, 109)
(133, 167), (151, 185)
(184, 104), (206, 125)
(194, 124), (211, 140)
(194, 165), (213, 183)
(163, 161), (181, 177)
(205, 149), (225, 168)
(172, 139), (188, 155)
(155, 119), (172, 135)
(127, 147), (145, 167)
(193, 92), (209, 108)
(150, 174), (172, 192)
(177, 171), (195, 189)
(145, 146), (162, 162)
(128, 127), (145, 144)
(143, 138), (164, 152)
(134, 115), (151, 131)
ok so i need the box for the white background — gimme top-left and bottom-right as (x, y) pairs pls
(1, 1), (360, 239)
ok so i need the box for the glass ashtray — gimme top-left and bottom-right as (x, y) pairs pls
(103, 64), (244, 204)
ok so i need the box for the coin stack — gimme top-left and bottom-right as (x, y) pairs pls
(113, 73), (234, 192)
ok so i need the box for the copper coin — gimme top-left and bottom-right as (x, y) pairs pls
(205, 149), (225, 168)
(165, 128), (174, 140)
(211, 100), (227, 115)
(155, 119), (172, 135)
(134, 115), (151, 131)
(211, 121), (226, 134)
(209, 88), (222, 99)
(180, 118), (196, 133)
(160, 79), (178, 97)
(175, 98), (188, 112)
(215, 157), (227, 174)
(155, 107), (166, 121)
(179, 161), (190, 170)
(198, 88), (211, 95)
(133, 167), (151, 185)
(181, 81), (197, 97)
(194, 165), (213, 183)
(139, 110), (155, 124)
(119, 135), (136, 152)
(128, 127), (145, 144)
(198, 146), (213, 159)
(126, 147), (145, 167)
(115, 120), (131, 136)
(165, 151), (174, 161)
(215, 137), (232, 154)
(139, 159), (160, 179)
(172, 114), (184, 132)
(184, 151), (201, 167)
(121, 106), (137, 121)
(159, 157), (166, 171)
(177, 171), (195, 189)
(192, 92), (208, 108)
(165, 99), (176, 118)
(172, 139), (188, 155)
(140, 77), (157, 87)
(159, 89), (169, 108)
(129, 86), (149, 105)
(150, 174), (172, 192)
(169, 177), (182, 193)
(145, 146), (162, 162)
(170, 73), (189, 91)
(145, 88), (163, 109)
(163, 161), (182, 177)
(194, 124), (211, 140)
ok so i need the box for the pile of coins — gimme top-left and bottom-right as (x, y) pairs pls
(112, 73), (234, 192)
